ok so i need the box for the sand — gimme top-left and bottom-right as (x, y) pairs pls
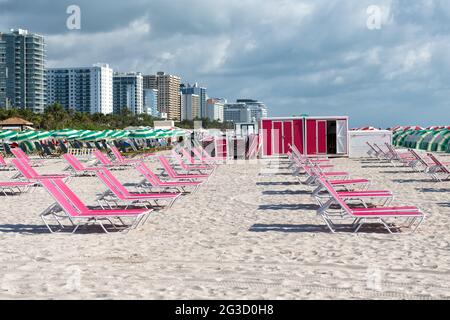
(0, 153), (450, 299)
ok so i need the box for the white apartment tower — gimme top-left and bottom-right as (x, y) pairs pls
(46, 63), (113, 114)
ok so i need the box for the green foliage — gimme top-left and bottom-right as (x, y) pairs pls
(0, 104), (158, 130)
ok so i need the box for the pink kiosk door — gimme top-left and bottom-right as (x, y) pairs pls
(272, 122), (283, 155)
(261, 120), (272, 156)
(306, 120), (317, 155)
(293, 119), (304, 154)
(317, 120), (327, 154)
(283, 121), (293, 154)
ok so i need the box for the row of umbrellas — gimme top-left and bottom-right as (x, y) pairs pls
(393, 128), (450, 153)
(0, 128), (188, 143)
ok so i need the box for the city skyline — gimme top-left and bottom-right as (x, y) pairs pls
(2, 1), (449, 127)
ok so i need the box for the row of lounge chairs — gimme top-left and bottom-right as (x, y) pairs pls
(367, 142), (450, 181)
(287, 144), (425, 234)
(0, 145), (222, 234)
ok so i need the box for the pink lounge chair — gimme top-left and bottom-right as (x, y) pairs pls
(288, 144), (331, 163)
(290, 156), (348, 185)
(426, 153), (450, 181)
(11, 159), (71, 182)
(0, 181), (35, 196)
(110, 146), (142, 165)
(93, 150), (131, 170)
(159, 156), (210, 181)
(63, 154), (102, 177)
(180, 148), (217, 168)
(39, 178), (151, 234)
(0, 154), (15, 171)
(172, 150), (215, 174)
(11, 148), (45, 167)
(135, 161), (203, 194)
(316, 177), (424, 234)
(95, 168), (182, 210)
(313, 177), (393, 209)
(194, 147), (226, 163)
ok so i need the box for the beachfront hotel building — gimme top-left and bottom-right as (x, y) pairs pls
(143, 72), (181, 121)
(0, 29), (46, 113)
(143, 88), (159, 117)
(46, 64), (114, 114)
(224, 99), (268, 123)
(180, 83), (207, 118)
(113, 72), (143, 115)
(180, 93), (201, 121)
(206, 98), (225, 123)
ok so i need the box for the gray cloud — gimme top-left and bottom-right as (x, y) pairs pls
(1, 0), (450, 127)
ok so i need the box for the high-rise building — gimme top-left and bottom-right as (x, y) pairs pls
(224, 103), (252, 123)
(113, 72), (143, 115)
(236, 99), (268, 121)
(180, 83), (207, 118)
(181, 93), (200, 121)
(0, 29), (46, 112)
(206, 98), (225, 123)
(143, 71), (181, 120)
(143, 88), (159, 117)
(46, 63), (113, 114)
(224, 99), (268, 123)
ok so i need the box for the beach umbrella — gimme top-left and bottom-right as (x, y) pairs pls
(35, 131), (53, 140)
(429, 130), (450, 152)
(9, 130), (39, 142)
(78, 131), (108, 142)
(418, 130), (441, 150)
(108, 130), (130, 140)
(52, 129), (80, 138)
(0, 130), (18, 140)
(129, 129), (157, 139)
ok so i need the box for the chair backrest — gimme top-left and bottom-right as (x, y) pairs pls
(94, 150), (112, 165)
(95, 169), (129, 199)
(11, 158), (38, 179)
(409, 149), (428, 167)
(318, 177), (352, 213)
(193, 147), (208, 161)
(52, 178), (90, 214)
(59, 141), (69, 154)
(159, 156), (177, 177)
(181, 148), (196, 164)
(172, 150), (190, 170)
(39, 179), (81, 217)
(135, 162), (160, 186)
(11, 148), (30, 161)
(110, 146), (125, 162)
(373, 143), (386, 154)
(63, 154), (86, 171)
(427, 153), (450, 173)
(0, 154), (7, 166)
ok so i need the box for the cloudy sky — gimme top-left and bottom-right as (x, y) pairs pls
(1, 0), (449, 127)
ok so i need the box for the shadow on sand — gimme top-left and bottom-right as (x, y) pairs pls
(262, 190), (311, 196)
(249, 223), (400, 234)
(417, 188), (450, 193)
(258, 203), (319, 211)
(0, 224), (123, 235)
(257, 181), (300, 186)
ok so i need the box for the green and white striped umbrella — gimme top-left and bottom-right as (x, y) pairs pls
(9, 130), (39, 142)
(129, 129), (157, 139)
(0, 130), (18, 140)
(52, 129), (81, 139)
(78, 131), (108, 142)
(35, 131), (53, 140)
(108, 130), (130, 140)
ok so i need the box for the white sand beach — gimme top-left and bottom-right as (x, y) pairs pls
(0, 154), (450, 299)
